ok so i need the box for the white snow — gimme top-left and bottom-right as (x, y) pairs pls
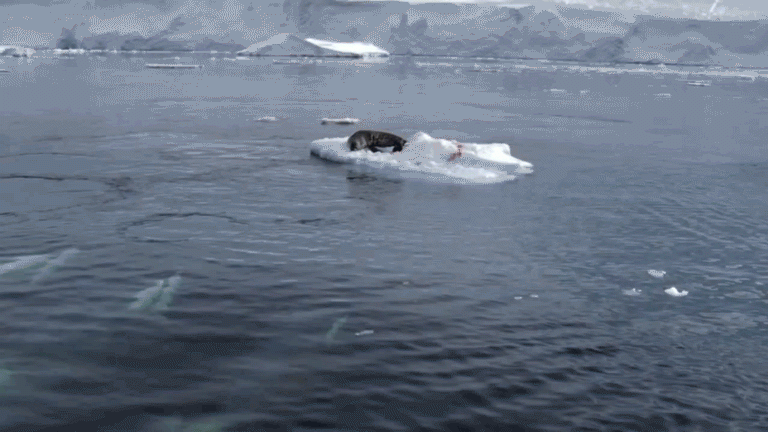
(310, 132), (533, 184)
(665, 287), (689, 297)
(305, 38), (389, 57)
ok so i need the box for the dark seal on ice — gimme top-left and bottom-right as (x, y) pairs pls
(347, 130), (407, 153)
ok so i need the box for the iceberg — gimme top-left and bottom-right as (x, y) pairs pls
(304, 38), (389, 58)
(237, 34), (388, 58)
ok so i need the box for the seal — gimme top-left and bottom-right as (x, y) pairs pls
(347, 130), (407, 153)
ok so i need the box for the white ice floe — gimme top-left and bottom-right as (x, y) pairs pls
(321, 118), (359, 125)
(623, 288), (642, 296)
(648, 269), (666, 278)
(355, 330), (374, 336)
(129, 275), (182, 310)
(665, 287), (688, 297)
(310, 132), (533, 184)
(256, 116), (278, 122)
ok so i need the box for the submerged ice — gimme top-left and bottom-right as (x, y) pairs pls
(130, 275), (182, 311)
(309, 132), (533, 184)
(0, 248), (80, 281)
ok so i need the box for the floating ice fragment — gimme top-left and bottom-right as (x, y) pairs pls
(514, 296), (523, 300)
(325, 316), (348, 341)
(321, 118), (359, 125)
(648, 269), (666, 278)
(530, 294), (539, 298)
(129, 275), (182, 310)
(256, 116), (278, 122)
(355, 330), (374, 336)
(623, 288), (642, 296)
(665, 287), (688, 297)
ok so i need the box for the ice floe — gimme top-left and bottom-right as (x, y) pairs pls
(310, 132), (532, 184)
(665, 287), (688, 297)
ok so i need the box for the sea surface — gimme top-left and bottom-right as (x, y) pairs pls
(1, 52), (768, 431)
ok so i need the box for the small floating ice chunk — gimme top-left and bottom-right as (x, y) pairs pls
(623, 288), (642, 296)
(129, 275), (182, 310)
(321, 117), (359, 125)
(648, 269), (666, 278)
(514, 296), (523, 300)
(256, 116), (278, 122)
(355, 330), (374, 336)
(530, 294), (539, 298)
(665, 287), (688, 297)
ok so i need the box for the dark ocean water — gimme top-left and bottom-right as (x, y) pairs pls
(1, 53), (768, 431)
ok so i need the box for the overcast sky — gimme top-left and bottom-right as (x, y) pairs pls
(1, 0), (766, 48)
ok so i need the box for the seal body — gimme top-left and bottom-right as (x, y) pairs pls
(347, 130), (407, 153)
